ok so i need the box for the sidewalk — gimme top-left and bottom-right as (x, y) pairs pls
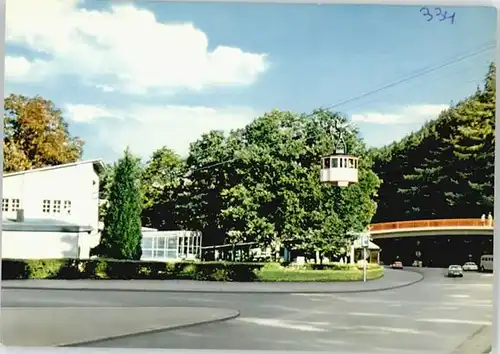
(2, 307), (239, 347)
(2, 269), (423, 294)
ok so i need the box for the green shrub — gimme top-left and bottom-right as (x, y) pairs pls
(82, 259), (109, 279)
(25, 259), (67, 279)
(211, 268), (230, 281)
(105, 259), (142, 279)
(262, 262), (282, 270)
(309, 263), (354, 271)
(1, 258), (383, 282)
(181, 263), (198, 279)
(257, 265), (384, 282)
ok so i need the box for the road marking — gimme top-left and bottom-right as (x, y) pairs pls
(417, 318), (491, 326)
(348, 312), (405, 319)
(450, 294), (470, 298)
(335, 297), (491, 307)
(444, 283), (492, 288)
(356, 325), (426, 335)
(428, 306), (459, 310)
(237, 318), (328, 332)
(291, 294), (334, 298)
(239, 318), (442, 337)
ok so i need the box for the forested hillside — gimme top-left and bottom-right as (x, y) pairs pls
(371, 63), (496, 223)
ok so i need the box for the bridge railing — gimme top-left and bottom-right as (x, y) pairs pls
(369, 218), (494, 232)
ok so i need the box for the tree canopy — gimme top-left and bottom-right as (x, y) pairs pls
(140, 108), (380, 259)
(371, 63), (495, 222)
(3, 94), (83, 172)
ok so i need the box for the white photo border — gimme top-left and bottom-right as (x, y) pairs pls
(0, 0), (498, 353)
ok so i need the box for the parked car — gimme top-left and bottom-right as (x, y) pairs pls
(391, 261), (403, 269)
(462, 262), (478, 271)
(447, 265), (463, 277)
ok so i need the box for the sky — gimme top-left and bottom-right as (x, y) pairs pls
(4, 0), (497, 163)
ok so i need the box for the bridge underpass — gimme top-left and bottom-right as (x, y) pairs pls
(369, 219), (494, 268)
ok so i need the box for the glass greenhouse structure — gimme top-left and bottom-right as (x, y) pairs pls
(140, 230), (202, 261)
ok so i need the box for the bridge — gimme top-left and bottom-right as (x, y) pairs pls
(369, 218), (494, 240)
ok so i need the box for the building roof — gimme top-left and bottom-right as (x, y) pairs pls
(352, 239), (380, 250)
(2, 218), (93, 233)
(3, 159), (106, 178)
(98, 221), (158, 233)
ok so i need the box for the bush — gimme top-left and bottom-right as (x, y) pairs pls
(256, 265), (384, 282)
(1, 258), (383, 282)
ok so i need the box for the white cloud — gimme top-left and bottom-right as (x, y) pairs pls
(351, 104), (449, 125)
(65, 104), (118, 123)
(6, 0), (269, 95)
(95, 84), (115, 93)
(66, 103), (258, 158)
(4, 56), (51, 83)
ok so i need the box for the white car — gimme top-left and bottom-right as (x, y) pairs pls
(447, 265), (464, 277)
(463, 262), (478, 271)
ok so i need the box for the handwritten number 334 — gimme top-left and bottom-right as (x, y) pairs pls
(420, 7), (455, 24)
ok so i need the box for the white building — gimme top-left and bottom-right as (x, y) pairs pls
(2, 159), (204, 262)
(2, 159), (105, 259)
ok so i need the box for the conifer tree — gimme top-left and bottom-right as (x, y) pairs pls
(372, 63), (496, 221)
(91, 148), (144, 260)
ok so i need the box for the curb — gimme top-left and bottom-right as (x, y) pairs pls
(60, 309), (241, 347)
(451, 324), (492, 354)
(3, 270), (424, 294)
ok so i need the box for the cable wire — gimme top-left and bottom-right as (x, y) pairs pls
(183, 43), (496, 175)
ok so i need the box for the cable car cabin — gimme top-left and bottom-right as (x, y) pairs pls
(320, 155), (359, 187)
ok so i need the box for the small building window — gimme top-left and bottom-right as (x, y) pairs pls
(11, 199), (20, 211)
(332, 158), (338, 168)
(64, 200), (72, 215)
(155, 249), (165, 258)
(348, 158), (354, 168)
(53, 200), (61, 213)
(323, 158), (330, 169)
(2, 198), (9, 212)
(141, 236), (155, 259)
(42, 200), (51, 213)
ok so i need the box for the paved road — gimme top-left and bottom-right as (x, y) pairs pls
(2, 269), (493, 353)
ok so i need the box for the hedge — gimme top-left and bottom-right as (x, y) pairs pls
(256, 266), (384, 282)
(1, 258), (384, 282)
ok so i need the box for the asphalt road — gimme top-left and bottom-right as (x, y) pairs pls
(2, 268), (493, 353)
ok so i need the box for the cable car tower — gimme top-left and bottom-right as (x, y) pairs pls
(319, 121), (359, 187)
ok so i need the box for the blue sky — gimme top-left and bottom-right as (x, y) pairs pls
(5, 0), (496, 163)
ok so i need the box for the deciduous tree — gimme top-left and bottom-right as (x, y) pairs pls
(141, 146), (186, 230)
(3, 94), (83, 172)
